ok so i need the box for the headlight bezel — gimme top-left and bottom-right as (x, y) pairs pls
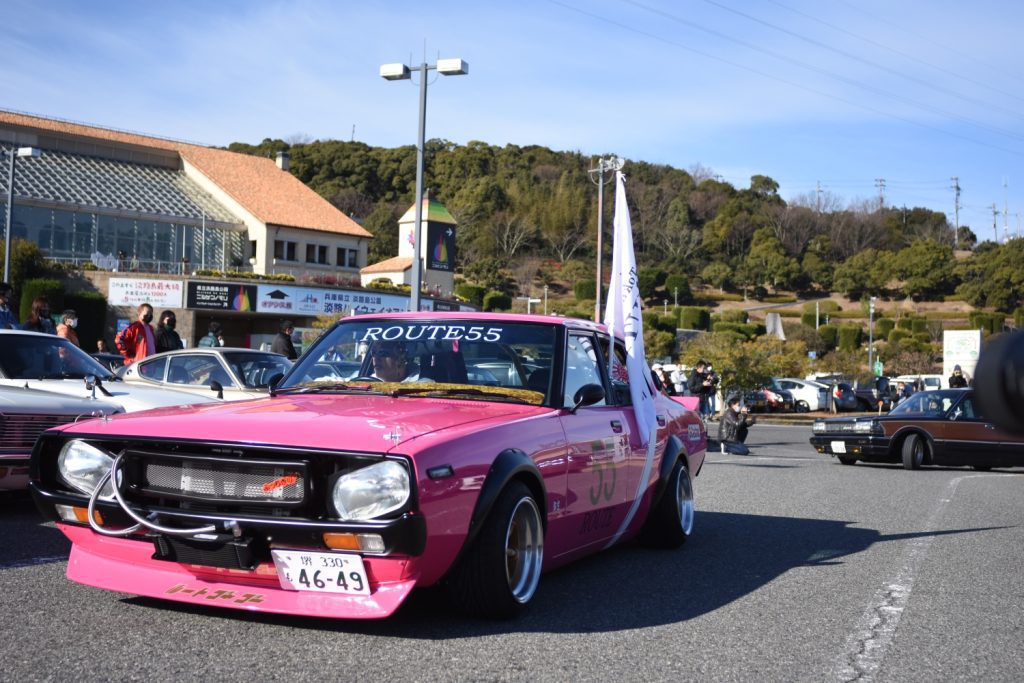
(57, 439), (116, 500)
(329, 459), (412, 522)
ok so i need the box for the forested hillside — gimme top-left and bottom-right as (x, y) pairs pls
(227, 137), (1023, 315)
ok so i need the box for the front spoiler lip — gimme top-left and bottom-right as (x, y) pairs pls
(59, 523), (418, 619)
(809, 435), (892, 458)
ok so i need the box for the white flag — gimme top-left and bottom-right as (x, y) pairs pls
(603, 171), (658, 446)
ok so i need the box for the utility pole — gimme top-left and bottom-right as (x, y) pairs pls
(991, 203), (999, 243)
(816, 180), (822, 214)
(951, 176), (961, 248)
(874, 178), (886, 209)
(588, 156), (623, 322)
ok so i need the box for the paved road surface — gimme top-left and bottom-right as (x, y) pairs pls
(2, 424), (1021, 681)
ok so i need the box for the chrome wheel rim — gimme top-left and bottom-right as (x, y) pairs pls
(677, 467), (695, 535)
(505, 497), (544, 604)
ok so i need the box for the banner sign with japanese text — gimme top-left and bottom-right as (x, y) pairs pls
(108, 278), (183, 309)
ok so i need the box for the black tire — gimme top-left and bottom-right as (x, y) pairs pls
(795, 400), (810, 413)
(446, 481), (544, 619)
(838, 455), (858, 465)
(640, 458), (694, 548)
(901, 433), (927, 470)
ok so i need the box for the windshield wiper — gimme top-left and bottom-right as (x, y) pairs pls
(273, 381), (385, 395)
(388, 386), (531, 403)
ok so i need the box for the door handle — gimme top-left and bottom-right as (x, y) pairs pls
(610, 420), (623, 433)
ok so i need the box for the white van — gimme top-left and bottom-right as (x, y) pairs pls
(892, 374), (945, 391)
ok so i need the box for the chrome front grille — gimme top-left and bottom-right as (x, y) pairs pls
(0, 413), (74, 456)
(126, 450), (308, 506)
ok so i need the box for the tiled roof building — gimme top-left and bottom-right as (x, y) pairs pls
(0, 109), (371, 276)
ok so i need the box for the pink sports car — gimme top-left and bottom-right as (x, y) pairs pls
(30, 313), (706, 619)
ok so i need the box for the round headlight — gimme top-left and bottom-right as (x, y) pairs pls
(58, 440), (115, 499)
(331, 460), (410, 521)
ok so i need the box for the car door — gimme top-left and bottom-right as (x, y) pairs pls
(556, 332), (635, 555)
(935, 395), (1003, 465)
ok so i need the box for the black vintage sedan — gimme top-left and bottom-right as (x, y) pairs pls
(809, 389), (1024, 470)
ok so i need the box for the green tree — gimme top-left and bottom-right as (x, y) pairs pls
(832, 249), (895, 299)
(701, 262), (732, 292)
(895, 239), (956, 299)
(744, 227), (800, 291)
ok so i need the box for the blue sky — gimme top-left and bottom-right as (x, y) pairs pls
(5, 0), (1024, 239)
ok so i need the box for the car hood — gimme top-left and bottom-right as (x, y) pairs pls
(0, 384), (122, 416)
(0, 378), (219, 412)
(55, 394), (547, 453)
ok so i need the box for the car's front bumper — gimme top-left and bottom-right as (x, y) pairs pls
(58, 523), (420, 619)
(809, 435), (893, 461)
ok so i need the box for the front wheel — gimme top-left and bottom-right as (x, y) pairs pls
(838, 455), (858, 465)
(446, 481), (544, 618)
(640, 458), (694, 548)
(902, 434), (927, 470)
(795, 400), (810, 413)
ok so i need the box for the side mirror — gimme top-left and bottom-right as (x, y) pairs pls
(210, 380), (224, 400)
(570, 383), (605, 413)
(84, 374), (97, 399)
(267, 373), (284, 391)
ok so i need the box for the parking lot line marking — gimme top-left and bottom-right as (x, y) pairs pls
(834, 474), (989, 681)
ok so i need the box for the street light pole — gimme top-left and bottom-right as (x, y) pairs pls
(868, 296), (877, 375)
(588, 156), (623, 323)
(4, 146), (40, 283)
(381, 57), (468, 313)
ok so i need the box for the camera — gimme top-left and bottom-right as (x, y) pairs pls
(974, 330), (1024, 435)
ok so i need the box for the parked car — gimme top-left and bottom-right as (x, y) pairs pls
(774, 378), (829, 412)
(744, 385), (794, 412)
(0, 385), (121, 491)
(29, 312), (707, 620)
(118, 348), (293, 401)
(818, 381), (861, 412)
(892, 374), (945, 391)
(810, 388), (1024, 470)
(90, 352), (126, 372)
(0, 330), (219, 412)
(852, 376), (899, 411)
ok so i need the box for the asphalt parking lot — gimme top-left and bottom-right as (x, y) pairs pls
(2, 423), (1022, 681)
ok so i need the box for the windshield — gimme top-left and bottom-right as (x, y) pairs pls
(888, 389), (962, 417)
(0, 333), (114, 380)
(282, 319), (558, 404)
(222, 352), (293, 389)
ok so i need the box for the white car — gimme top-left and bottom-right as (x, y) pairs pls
(0, 330), (218, 412)
(118, 347), (293, 401)
(892, 374), (945, 391)
(0, 384), (121, 491)
(775, 377), (830, 412)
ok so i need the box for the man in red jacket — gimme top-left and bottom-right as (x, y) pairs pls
(115, 302), (156, 365)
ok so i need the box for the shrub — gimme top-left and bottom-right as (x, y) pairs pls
(1015, 308), (1024, 329)
(837, 325), (863, 352)
(762, 295), (797, 304)
(911, 318), (927, 334)
(888, 329), (911, 343)
(574, 280), (597, 301)
(454, 283), (487, 307)
(19, 278), (64, 321)
(912, 332), (932, 345)
(483, 290), (511, 312)
(896, 317), (914, 331)
(657, 314), (677, 333)
(642, 311), (660, 332)
(679, 306), (711, 331)
(664, 274), (691, 302)
(819, 324), (838, 350)
(717, 309), (748, 324)
(969, 311), (1005, 335)
(803, 300), (840, 314)
(876, 317), (895, 338)
(65, 290), (108, 351)
(800, 312), (816, 327)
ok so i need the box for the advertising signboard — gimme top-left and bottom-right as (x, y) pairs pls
(109, 278), (183, 309)
(943, 329), (982, 380)
(186, 282), (257, 311)
(426, 223), (456, 271)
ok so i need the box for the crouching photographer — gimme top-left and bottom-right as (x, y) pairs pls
(718, 395), (756, 455)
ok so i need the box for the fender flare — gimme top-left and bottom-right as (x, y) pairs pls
(891, 426), (935, 463)
(649, 435), (688, 510)
(463, 448), (547, 551)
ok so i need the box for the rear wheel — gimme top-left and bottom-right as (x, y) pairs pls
(446, 481), (544, 618)
(795, 400), (810, 413)
(901, 434), (927, 470)
(837, 455), (858, 465)
(640, 458), (694, 548)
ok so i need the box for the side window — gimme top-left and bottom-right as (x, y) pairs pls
(597, 336), (631, 406)
(563, 334), (606, 408)
(167, 356), (199, 385)
(138, 358), (167, 381)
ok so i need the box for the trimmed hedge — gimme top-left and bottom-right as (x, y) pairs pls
(678, 306), (711, 331)
(694, 292), (743, 303)
(454, 283), (487, 308)
(664, 274), (691, 302)
(819, 324), (838, 349)
(888, 329), (911, 343)
(896, 317), (914, 330)
(837, 325), (863, 352)
(483, 290), (512, 312)
(762, 295), (797, 304)
(876, 318), (895, 338)
(911, 318), (927, 334)
(19, 278), (64, 322)
(1016, 308), (1024, 329)
(574, 280), (598, 300)
(803, 300), (840, 314)
(716, 309), (749, 324)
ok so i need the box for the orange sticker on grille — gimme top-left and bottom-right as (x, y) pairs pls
(262, 474), (299, 493)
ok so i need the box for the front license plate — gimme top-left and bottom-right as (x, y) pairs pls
(271, 549), (370, 595)
(831, 440), (847, 454)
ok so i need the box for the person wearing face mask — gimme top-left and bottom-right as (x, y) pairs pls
(155, 310), (183, 353)
(0, 282), (18, 329)
(56, 309), (80, 346)
(114, 302), (156, 365)
(21, 296), (56, 334)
